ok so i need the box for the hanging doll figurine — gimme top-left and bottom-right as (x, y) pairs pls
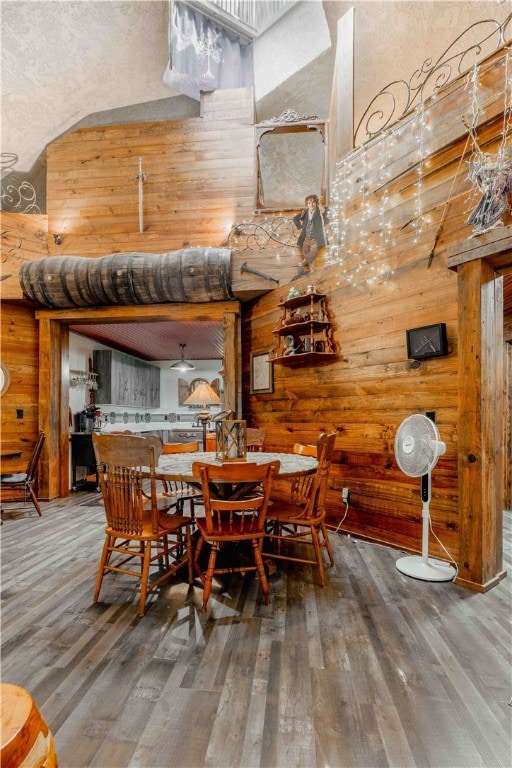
(467, 147), (512, 236)
(293, 194), (329, 277)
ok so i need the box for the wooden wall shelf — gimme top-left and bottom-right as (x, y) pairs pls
(271, 292), (336, 365)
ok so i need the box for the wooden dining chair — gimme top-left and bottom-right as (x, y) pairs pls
(269, 432), (332, 505)
(0, 431), (46, 516)
(246, 427), (266, 452)
(263, 432), (336, 587)
(192, 460), (280, 612)
(92, 433), (193, 617)
(161, 441), (202, 517)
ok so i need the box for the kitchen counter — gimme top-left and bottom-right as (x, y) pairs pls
(99, 421), (177, 434)
(91, 423), (205, 445)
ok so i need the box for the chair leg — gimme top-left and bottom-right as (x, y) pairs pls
(310, 526), (326, 587)
(162, 534), (170, 570)
(139, 541), (152, 618)
(93, 535), (112, 603)
(321, 521), (335, 565)
(183, 526), (193, 584)
(28, 484), (42, 516)
(252, 539), (270, 605)
(202, 541), (218, 612)
(194, 535), (204, 577)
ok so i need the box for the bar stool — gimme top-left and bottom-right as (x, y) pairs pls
(0, 683), (58, 767)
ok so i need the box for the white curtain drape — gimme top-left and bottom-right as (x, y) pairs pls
(163, 1), (253, 100)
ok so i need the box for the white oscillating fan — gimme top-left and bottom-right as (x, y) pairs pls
(394, 413), (456, 582)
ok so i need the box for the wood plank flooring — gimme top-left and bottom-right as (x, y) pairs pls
(1, 495), (511, 768)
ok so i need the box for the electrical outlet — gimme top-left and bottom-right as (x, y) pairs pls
(342, 487), (350, 502)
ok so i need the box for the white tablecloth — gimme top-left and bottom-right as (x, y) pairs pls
(155, 451), (317, 482)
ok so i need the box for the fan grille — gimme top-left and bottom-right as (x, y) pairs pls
(394, 414), (444, 477)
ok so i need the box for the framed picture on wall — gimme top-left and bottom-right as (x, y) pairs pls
(250, 351), (273, 394)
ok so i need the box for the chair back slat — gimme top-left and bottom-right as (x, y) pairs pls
(247, 428), (266, 452)
(160, 442), (201, 516)
(162, 442), (200, 454)
(92, 432), (162, 467)
(317, 431), (336, 462)
(93, 433), (160, 535)
(290, 432), (335, 516)
(292, 442), (317, 457)
(192, 460), (279, 537)
(25, 431), (46, 480)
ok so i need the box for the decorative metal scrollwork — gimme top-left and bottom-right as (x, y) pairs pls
(355, 12), (512, 146)
(258, 109), (320, 125)
(1, 153), (41, 214)
(227, 216), (298, 251)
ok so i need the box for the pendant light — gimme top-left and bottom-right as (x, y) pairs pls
(170, 343), (195, 372)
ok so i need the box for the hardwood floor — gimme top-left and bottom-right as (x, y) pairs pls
(1, 495), (511, 768)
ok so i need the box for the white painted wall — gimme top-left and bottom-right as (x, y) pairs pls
(2, 0), (173, 172)
(253, 0), (331, 101)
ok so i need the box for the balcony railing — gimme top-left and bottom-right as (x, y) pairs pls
(182, 0), (297, 39)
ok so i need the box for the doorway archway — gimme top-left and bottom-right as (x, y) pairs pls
(34, 301), (241, 499)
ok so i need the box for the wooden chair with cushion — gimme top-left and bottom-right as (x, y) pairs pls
(161, 441), (202, 517)
(192, 459), (280, 612)
(246, 427), (266, 452)
(92, 432), (193, 617)
(0, 431), (46, 516)
(263, 432), (336, 587)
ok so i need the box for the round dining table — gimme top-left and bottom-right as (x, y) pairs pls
(154, 451), (317, 483)
(152, 450), (317, 504)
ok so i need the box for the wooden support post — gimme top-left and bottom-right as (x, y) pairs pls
(38, 317), (68, 499)
(222, 312), (240, 417)
(456, 258), (506, 591)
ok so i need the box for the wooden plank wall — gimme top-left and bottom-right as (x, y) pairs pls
(0, 302), (40, 475)
(1, 213), (47, 479)
(243, 50), (511, 560)
(45, 89), (255, 256)
(1, 212), (48, 300)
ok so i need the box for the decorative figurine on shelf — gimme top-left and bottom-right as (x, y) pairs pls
(283, 335), (301, 355)
(287, 286), (303, 300)
(293, 194), (329, 278)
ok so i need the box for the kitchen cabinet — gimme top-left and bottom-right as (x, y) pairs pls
(93, 350), (160, 407)
(271, 292), (336, 365)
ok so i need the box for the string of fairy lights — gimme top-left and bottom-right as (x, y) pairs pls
(318, 100), (436, 288)
(324, 48), (511, 287)
(227, 49), (511, 287)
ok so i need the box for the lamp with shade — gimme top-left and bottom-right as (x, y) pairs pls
(183, 381), (222, 449)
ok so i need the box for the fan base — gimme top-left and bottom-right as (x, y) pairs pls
(396, 556), (455, 582)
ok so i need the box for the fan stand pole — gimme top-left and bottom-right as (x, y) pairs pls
(396, 474), (456, 582)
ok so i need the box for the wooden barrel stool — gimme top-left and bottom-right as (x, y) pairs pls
(0, 683), (57, 767)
